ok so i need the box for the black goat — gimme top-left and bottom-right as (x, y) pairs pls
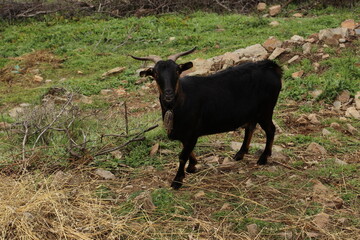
(131, 47), (282, 189)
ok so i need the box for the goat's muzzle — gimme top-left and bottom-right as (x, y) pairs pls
(164, 89), (175, 103)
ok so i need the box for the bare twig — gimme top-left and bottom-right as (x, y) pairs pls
(32, 94), (73, 148)
(22, 121), (29, 162)
(215, 0), (231, 12)
(95, 124), (158, 156)
(124, 100), (129, 135)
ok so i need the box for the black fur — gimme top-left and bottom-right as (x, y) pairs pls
(140, 59), (282, 189)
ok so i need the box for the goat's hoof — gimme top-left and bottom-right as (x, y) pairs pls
(234, 152), (245, 161)
(257, 156), (268, 165)
(171, 180), (183, 190)
(186, 165), (197, 173)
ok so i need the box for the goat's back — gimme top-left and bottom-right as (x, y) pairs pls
(176, 60), (282, 136)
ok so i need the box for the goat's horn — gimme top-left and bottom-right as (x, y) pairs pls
(130, 55), (162, 63)
(167, 47), (197, 62)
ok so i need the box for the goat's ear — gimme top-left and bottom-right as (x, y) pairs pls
(179, 62), (193, 72)
(139, 68), (154, 77)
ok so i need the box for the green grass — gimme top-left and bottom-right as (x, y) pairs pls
(1, 9), (360, 103)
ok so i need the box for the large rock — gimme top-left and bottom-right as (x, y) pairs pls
(269, 5), (281, 16)
(341, 19), (356, 29)
(314, 213), (330, 229)
(257, 2), (267, 11)
(345, 107), (360, 120)
(262, 36), (282, 51)
(319, 28), (349, 44)
(354, 91), (360, 110)
(185, 58), (213, 76)
(302, 42), (312, 54)
(306, 142), (327, 155)
(337, 90), (350, 103)
(268, 47), (286, 60)
(313, 180), (343, 209)
(233, 44), (268, 60)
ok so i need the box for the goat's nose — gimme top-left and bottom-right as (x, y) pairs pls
(164, 89), (174, 102)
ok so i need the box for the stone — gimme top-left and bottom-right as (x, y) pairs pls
(33, 75), (43, 83)
(100, 89), (113, 95)
(8, 107), (25, 118)
(339, 38), (346, 43)
(314, 212), (330, 229)
(305, 38), (316, 43)
(278, 231), (293, 240)
(306, 142), (327, 155)
(268, 47), (286, 60)
(334, 158), (348, 165)
(337, 217), (349, 226)
(296, 115), (308, 124)
(222, 157), (233, 164)
(313, 62), (320, 72)
(288, 55), (300, 64)
(330, 122), (341, 129)
(293, 13), (302, 17)
(290, 35), (304, 43)
(310, 89), (322, 99)
(322, 128), (331, 136)
(247, 224), (259, 238)
(110, 150), (123, 159)
(302, 42), (312, 54)
(308, 114), (320, 124)
(269, 21), (280, 27)
(333, 100), (341, 110)
(339, 43), (345, 48)
(291, 70), (304, 79)
(354, 91), (360, 110)
(324, 37), (339, 46)
(269, 5), (281, 16)
(230, 141), (242, 151)
(220, 203), (233, 211)
(204, 155), (220, 164)
(0, 122), (11, 130)
(94, 168), (116, 180)
(134, 191), (156, 211)
(234, 44), (268, 60)
(341, 19), (356, 29)
(345, 107), (360, 119)
(319, 28), (349, 41)
(114, 87), (126, 96)
(169, 37), (176, 41)
(313, 180), (344, 209)
(322, 54), (330, 59)
(185, 58), (213, 76)
(149, 143), (159, 156)
(194, 191), (206, 199)
(101, 66), (126, 78)
(245, 178), (254, 188)
(262, 36), (282, 52)
(346, 123), (358, 135)
(257, 2), (267, 11)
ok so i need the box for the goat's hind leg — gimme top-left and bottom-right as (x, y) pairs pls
(257, 120), (275, 165)
(186, 152), (198, 173)
(234, 123), (256, 161)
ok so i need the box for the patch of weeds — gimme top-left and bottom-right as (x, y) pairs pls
(310, 159), (358, 179)
(152, 188), (192, 215)
(234, 217), (284, 234)
(291, 160), (305, 168)
(304, 202), (323, 216)
(122, 140), (164, 168)
(95, 184), (115, 199)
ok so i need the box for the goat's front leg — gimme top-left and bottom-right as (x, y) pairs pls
(171, 139), (197, 189)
